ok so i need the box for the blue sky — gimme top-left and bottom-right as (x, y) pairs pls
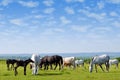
(0, 0), (120, 53)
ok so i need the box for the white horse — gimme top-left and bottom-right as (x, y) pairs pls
(75, 59), (84, 67)
(89, 54), (110, 73)
(63, 57), (76, 69)
(109, 59), (119, 69)
(31, 54), (40, 75)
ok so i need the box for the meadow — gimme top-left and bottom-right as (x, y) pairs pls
(0, 60), (120, 80)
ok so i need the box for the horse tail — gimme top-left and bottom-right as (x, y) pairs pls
(60, 57), (63, 65)
(60, 56), (63, 69)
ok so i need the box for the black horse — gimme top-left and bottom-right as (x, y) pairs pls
(40, 55), (63, 70)
(14, 58), (34, 76)
(6, 59), (18, 71)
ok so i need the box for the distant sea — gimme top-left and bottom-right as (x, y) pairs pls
(0, 52), (120, 60)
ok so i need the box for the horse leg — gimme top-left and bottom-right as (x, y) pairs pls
(44, 64), (46, 70)
(116, 63), (118, 69)
(106, 62), (109, 72)
(36, 65), (39, 74)
(34, 64), (38, 75)
(82, 63), (86, 69)
(54, 63), (57, 70)
(14, 66), (18, 76)
(7, 63), (9, 70)
(117, 63), (119, 68)
(10, 64), (12, 70)
(11, 64), (14, 70)
(95, 64), (97, 73)
(46, 63), (49, 70)
(50, 64), (53, 70)
(73, 62), (76, 69)
(82, 63), (84, 67)
(24, 66), (26, 75)
(99, 64), (104, 72)
(12, 64), (14, 70)
(58, 62), (61, 70)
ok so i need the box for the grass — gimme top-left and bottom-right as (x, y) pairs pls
(0, 60), (120, 80)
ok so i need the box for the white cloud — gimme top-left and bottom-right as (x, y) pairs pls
(41, 28), (64, 36)
(0, 0), (13, 6)
(110, 12), (118, 16)
(65, 7), (75, 14)
(54, 28), (65, 33)
(34, 14), (45, 19)
(65, 0), (84, 3)
(79, 9), (106, 21)
(71, 25), (89, 32)
(18, 1), (39, 8)
(43, 0), (54, 6)
(112, 21), (120, 27)
(44, 8), (55, 14)
(77, 0), (84, 3)
(89, 13), (106, 21)
(97, 1), (105, 9)
(60, 16), (71, 25)
(10, 18), (27, 26)
(86, 33), (104, 39)
(41, 28), (54, 35)
(106, 0), (120, 4)
(91, 27), (112, 34)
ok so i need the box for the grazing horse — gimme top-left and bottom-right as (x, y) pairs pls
(31, 54), (40, 75)
(75, 59), (84, 67)
(89, 54), (110, 73)
(109, 59), (119, 69)
(63, 57), (76, 69)
(6, 59), (18, 70)
(14, 58), (33, 76)
(40, 55), (63, 70)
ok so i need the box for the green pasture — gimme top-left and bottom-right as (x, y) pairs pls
(0, 60), (120, 80)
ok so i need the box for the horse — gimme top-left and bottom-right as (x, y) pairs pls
(75, 59), (84, 67)
(6, 59), (18, 71)
(31, 54), (40, 75)
(14, 58), (34, 76)
(89, 54), (110, 73)
(39, 55), (63, 70)
(63, 57), (76, 69)
(109, 59), (119, 69)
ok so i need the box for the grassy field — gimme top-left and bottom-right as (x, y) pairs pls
(0, 60), (120, 80)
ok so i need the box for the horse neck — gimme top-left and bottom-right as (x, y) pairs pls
(25, 60), (31, 65)
(89, 60), (94, 68)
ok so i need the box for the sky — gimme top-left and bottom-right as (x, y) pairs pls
(0, 0), (120, 54)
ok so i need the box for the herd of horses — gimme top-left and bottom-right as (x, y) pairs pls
(6, 54), (119, 76)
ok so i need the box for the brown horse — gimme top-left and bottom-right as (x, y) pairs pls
(40, 55), (63, 70)
(14, 58), (34, 76)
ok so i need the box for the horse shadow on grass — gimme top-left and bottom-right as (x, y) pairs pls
(37, 72), (63, 76)
(3, 74), (11, 76)
(34, 70), (71, 76)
